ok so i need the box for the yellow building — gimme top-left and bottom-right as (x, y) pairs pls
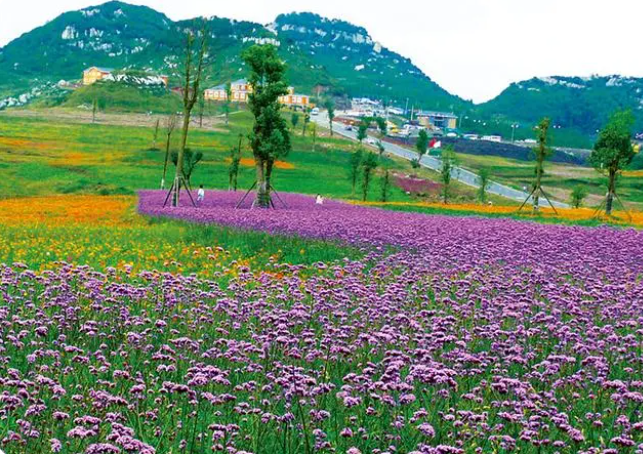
(416, 111), (458, 130)
(279, 86), (311, 108)
(82, 67), (113, 85)
(205, 80), (309, 107)
(204, 79), (253, 102)
(204, 84), (228, 101)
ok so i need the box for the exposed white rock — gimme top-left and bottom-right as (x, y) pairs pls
(355, 64), (365, 71)
(81, 8), (100, 17)
(88, 28), (104, 38)
(242, 37), (280, 46)
(62, 26), (78, 40)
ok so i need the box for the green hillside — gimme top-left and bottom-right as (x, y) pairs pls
(0, 1), (465, 112)
(479, 75), (643, 138)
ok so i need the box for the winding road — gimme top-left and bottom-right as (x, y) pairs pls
(312, 112), (569, 208)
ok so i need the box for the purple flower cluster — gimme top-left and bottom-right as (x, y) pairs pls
(1, 191), (643, 453)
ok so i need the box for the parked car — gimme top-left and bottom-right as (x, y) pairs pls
(345, 125), (353, 131)
(310, 107), (320, 116)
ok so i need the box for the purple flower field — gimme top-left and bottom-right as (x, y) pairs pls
(2, 190), (643, 454)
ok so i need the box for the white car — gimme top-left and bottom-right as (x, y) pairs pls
(310, 108), (320, 116)
(366, 137), (377, 145)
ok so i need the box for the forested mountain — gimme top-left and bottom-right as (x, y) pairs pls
(479, 75), (643, 135)
(2, 1), (641, 146)
(0, 1), (465, 110)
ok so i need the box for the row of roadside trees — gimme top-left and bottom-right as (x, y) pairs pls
(166, 22), (636, 214)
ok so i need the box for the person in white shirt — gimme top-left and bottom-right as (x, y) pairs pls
(197, 185), (205, 203)
(315, 194), (324, 205)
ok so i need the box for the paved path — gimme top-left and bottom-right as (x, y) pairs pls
(312, 112), (569, 208)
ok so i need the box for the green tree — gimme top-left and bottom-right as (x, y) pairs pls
(291, 112), (299, 130)
(416, 129), (429, 162)
(570, 185), (588, 209)
(440, 147), (457, 204)
(477, 167), (490, 204)
(376, 117), (387, 138)
(380, 169), (391, 202)
(243, 44), (291, 208)
(349, 148), (363, 197)
(325, 99), (335, 137)
(361, 152), (379, 201)
(531, 117), (552, 212)
(171, 148), (203, 187)
(172, 21), (208, 207)
(357, 120), (368, 144)
(590, 110), (635, 215)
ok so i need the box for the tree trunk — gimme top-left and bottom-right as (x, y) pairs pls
(532, 189), (540, 213)
(255, 158), (270, 208)
(362, 171), (370, 202)
(172, 112), (190, 207)
(606, 169), (617, 216)
(265, 159), (275, 205)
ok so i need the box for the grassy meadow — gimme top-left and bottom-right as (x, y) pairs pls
(454, 152), (643, 210)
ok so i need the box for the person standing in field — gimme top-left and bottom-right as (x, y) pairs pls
(197, 185), (205, 204)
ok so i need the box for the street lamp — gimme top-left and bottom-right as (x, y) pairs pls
(511, 123), (519, 142)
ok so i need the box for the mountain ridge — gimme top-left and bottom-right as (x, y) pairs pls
(0, 1), (466, 111)
(2, 1), (642, 144)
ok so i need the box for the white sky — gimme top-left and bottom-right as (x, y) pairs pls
(0, 0), (641, 103)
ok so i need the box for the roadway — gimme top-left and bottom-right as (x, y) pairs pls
(312, 112), (569, 208)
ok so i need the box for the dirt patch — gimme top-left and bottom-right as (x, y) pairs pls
(1, 108), (226, 132)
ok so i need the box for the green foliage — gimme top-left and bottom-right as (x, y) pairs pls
(171, 148), (203, 184)
(243, 45), (291, 164)
(375, 117), (387, 136)
(416, 129), (429, 161)
(590, 110), (636, 174)
(357, 121), (368, 143)
(243, 44), (291, 207)
(291, 112), (300, 129)
(570, 185), (588, 208)
(361, 151), (379, 201)
(590, 110), (635, 215)
(64, 82), (182, 113)
(479, 75), (643, 139)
